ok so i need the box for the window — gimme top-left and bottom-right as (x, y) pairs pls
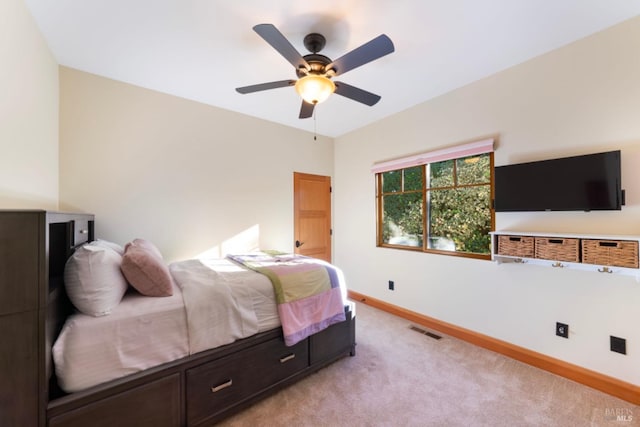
(374, 140), (495, 259)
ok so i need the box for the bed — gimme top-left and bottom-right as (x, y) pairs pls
(0, 211), (355, 427)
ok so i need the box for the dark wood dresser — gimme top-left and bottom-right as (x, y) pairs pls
(0, 210), (94, 427)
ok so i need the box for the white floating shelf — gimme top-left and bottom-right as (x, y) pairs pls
(490, 231), (640, 280)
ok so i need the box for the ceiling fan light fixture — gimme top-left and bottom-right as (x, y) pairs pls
(295, 75), (335, 104)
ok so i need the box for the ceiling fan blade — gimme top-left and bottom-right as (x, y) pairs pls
(236, 80), (295, 94)
(334, 81), (381, 106)
(299, 101), (315, 119)
(253, 24), (310, 71)
(327, 34), (394, 76)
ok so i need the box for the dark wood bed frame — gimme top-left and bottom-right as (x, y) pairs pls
(0, 210), (356, 426)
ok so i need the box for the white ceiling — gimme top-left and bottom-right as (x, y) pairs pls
(25, 0), (640, 138)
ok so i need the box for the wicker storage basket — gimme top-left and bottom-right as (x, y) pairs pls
(534, 237), (580, 262)
(497, 235), (534, 258)
(582, 239), (639, 268)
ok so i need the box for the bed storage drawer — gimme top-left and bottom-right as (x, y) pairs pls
(310, 305), (355, 365)
(48, 374), (181, 427)
(186, 337), (308, 425)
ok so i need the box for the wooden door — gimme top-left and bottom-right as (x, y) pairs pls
(293, 172), (332, 262)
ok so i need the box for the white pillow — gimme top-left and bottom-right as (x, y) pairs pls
(64, 245), (128, 316)
(89, 239), (125, 255)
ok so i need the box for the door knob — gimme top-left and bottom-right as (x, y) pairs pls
(295, 240), (304, 248)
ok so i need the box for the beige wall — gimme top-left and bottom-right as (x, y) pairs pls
(0, 0), (59, 208)
(334, 17), (640, 384)
(59, 68), (334, 262)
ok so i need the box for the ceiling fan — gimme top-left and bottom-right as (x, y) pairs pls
(235, 24), (395, 119)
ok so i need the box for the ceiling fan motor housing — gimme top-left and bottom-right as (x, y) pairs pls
(297, 53), (332, 78)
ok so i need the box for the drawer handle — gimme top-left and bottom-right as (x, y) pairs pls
(552, 262), (564, 268)
(211, 379), (233, 393)
(598, 266), (613, 273)
(79, 229), (88, 234)
(280, 354), (296, 363)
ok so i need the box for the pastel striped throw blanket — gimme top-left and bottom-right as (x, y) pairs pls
(227, 252), (346, 346)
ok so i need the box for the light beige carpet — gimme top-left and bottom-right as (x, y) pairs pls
(219, 302), (638, 427)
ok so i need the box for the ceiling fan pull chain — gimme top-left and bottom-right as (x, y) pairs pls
(314, 109), (317, 141)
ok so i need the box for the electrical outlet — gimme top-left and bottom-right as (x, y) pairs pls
(388, 280), (394, 291)
(610, 336), (627, 355)
(556, 322), (569, 338)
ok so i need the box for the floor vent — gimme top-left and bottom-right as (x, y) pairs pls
(409, 325), (426, 334)
(409, 325), (442, 340)
(425, 331), (442, 340)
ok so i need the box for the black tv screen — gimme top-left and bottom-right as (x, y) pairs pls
(494, 150), (623, 212)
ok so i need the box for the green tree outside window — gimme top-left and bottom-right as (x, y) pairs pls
(378, 153), (494, 257)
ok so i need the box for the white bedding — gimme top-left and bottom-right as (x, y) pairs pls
(53, 258), (281, 393)
(170, 258), (280, 354)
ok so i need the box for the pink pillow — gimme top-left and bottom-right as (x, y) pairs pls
(124, 238), (163, 258)
(121, 239), (174, 297)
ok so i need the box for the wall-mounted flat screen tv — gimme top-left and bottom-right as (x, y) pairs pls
(494, 150), (623, 212)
